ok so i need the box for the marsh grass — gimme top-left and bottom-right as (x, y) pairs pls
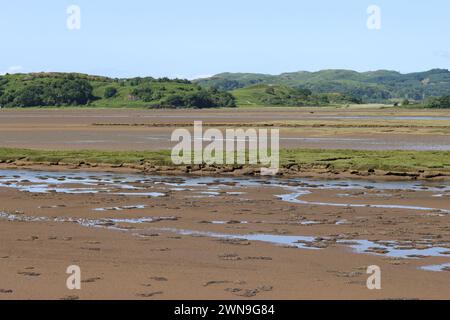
(0, 147), (449, 173)
(280, 149), (450, 172)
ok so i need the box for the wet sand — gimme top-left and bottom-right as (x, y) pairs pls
(0, 108), (449, 300)
(0, 108), (449, 151)
(0, 170), (449, 300)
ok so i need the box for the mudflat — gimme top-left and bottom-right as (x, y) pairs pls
(0, 108), (449, 151)
(0, 169), (449, 299)
(0, 107), (449, 300)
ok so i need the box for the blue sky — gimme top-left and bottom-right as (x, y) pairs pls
(1, 0), (449, 78)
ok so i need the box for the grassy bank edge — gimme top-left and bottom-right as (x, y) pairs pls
(0, 147), (449, 174)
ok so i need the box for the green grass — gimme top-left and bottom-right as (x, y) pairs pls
(280, 149), (450, 172)
(0, 148), (173, 166)
(0, 147), (449, 174)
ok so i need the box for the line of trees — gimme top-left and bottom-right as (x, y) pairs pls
(162, 89), (236, 108)
(0, 74), (236, 108)
(0, 77), (94, 107)
(131, 85), (236, 108)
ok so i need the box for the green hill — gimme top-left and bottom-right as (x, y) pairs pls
(232, 84), (360, 107)
(0, 73), (236, 108)
(2, 70), (450, 108)
(195, 69), (450, 103)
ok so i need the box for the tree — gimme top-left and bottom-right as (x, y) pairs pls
(1, 77), (94, 107)
(265, 87), (275, 95)
(104, 87), (118, 98)
(59, 78), (94, 105)
(426, 95), (450, 108)
(13, 85), (45, 107)
(210, 90), (236, 107)
(183, 91), (213, 108)
(131, 85), (154, 102)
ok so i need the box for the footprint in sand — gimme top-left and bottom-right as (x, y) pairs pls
(244, 256), (273, 261)
(0, 289), (13, 294)
(257, 285), (273, 292)
(225, 288), (242, 294)
(149, 248), (171, 252)
(79, 247), (101, 251)
(150, 276), (168, 282)
(85, 241), (101, 245)
(136, 291), (163, 298)
(17, 236), (39, 242)
(407, 254), (427, 259)
(138, 233), (159, 238)
(18, 271), (41, 277)
(81, 277), (102, 283)
(216, 238), (251, 246)
(203, 280), (232, 287)
(227, 285), (273, 297)
(218, 253), (241, 261)
(236, 289), (259, 297)
(141, 283), (152, 287)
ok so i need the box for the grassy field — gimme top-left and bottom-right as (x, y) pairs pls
(1, 147), (449, 174)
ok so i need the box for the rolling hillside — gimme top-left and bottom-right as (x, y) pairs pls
(232, 84), (360, 107)
(0, 73), (236, 108)
(195, 69), (450, 103)
(2, 70), (450, 108)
